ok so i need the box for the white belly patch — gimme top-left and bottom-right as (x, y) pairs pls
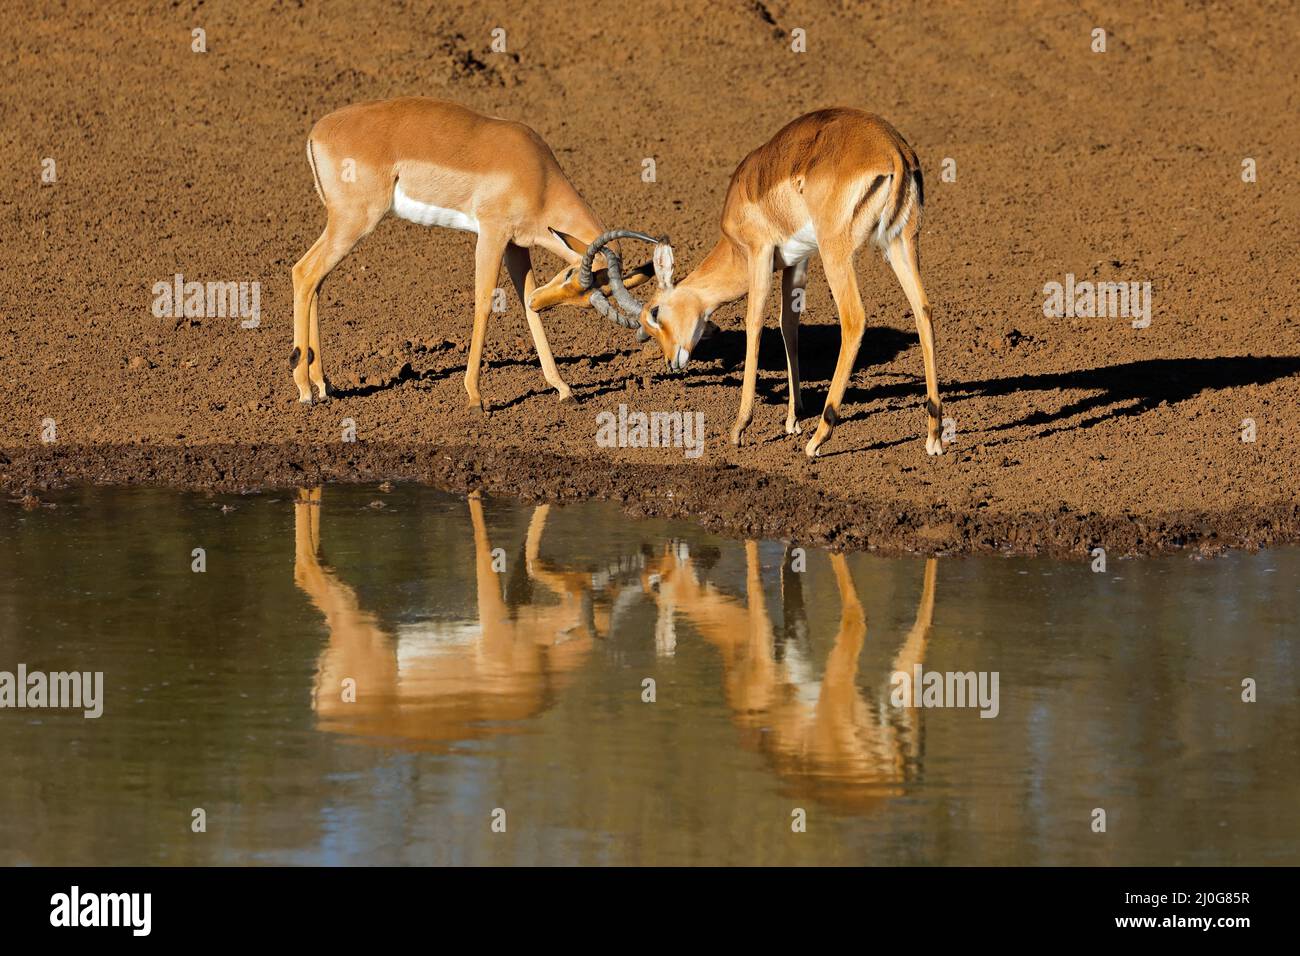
(392, 182), (479, 233)
(777, 222), (818, 266)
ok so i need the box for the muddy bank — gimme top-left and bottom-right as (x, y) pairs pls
(2, 1), (1298, 557)
(3, 444), (1296, 557)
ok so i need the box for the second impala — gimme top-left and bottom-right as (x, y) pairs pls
(599, 108), (943, 458)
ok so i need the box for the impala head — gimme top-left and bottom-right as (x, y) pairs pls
(528, 229), (656, 322)
(638, 244), (709, 371)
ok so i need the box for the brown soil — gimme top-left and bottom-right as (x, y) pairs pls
(2, 1), (1297, 556)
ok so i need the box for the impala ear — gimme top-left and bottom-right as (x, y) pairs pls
(653, 242), (675, 290)
(548, 227), (587, 257)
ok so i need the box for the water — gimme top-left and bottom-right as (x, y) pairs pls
(0, 484), (1296, 866)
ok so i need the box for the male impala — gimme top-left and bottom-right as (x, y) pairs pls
(291, 97), (655, 408)
(642, 541), (938, 809)
(296, 488), (641, 749)
(605, 108), (942, 457)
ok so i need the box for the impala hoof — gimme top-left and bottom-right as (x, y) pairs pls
(926, 435), (944, 456)
(804, 437), (821, 458)
(786, 419), (802, 435)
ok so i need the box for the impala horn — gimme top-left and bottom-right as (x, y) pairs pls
(579, 230), (662, 329)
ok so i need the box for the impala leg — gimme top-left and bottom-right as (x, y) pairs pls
(465, 231), (510, 411)
(779, 261), (808, 435)
(293, 487), (322, 565)
(815, 553), (870, 754)
(805, 238), (865, 458)
(292, 487), (325, 605)
(505, 243), (572, 402)
(890, 558), (938, 757)
(741, 540), (778, 688)
(467, 492), (508, 626)
(523, 503), (552, 576)
(825, 552), (866, 670)
(731, 247), (774, 446)
(291, 212), (380, 404)
(291, 233), (327, 403)
(307, 289), (327, 401)
(888, 232), (943, 455)
(892, 557), (937, 678)
(779, 542), (809, 646)
(308, 485), (321, 549)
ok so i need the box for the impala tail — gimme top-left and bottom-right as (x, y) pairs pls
(876, 160), (924, 254)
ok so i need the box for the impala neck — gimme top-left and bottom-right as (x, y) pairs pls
(532, 181), (606, 263)
(679, 235), (751, 311)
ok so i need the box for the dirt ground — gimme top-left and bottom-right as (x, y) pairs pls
(1, 1), (1297, 556)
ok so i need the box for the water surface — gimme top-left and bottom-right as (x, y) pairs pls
(0, 485), (1296, 865)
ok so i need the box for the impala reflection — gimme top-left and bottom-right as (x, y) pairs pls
(295, 488), (638, 750)
(643, 542), (937, 810)
(294, 488), (939, 812)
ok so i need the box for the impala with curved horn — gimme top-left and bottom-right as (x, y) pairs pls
(640, 540), (939, 810)
(296, 488), (642, 751)
(633, 108), (943, 457)
(291, 97), (658, 409)
(529, 229), (660, 331)
(532, 229), (714, 346)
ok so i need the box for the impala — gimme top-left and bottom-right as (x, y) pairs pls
(291, 97), (656, 408)
(296, 488), (642, 749)
(642, 541), (938, 808)
(600, 108), (942, 457)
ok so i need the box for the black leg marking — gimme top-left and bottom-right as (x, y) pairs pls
(289, 347), (301, 369)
